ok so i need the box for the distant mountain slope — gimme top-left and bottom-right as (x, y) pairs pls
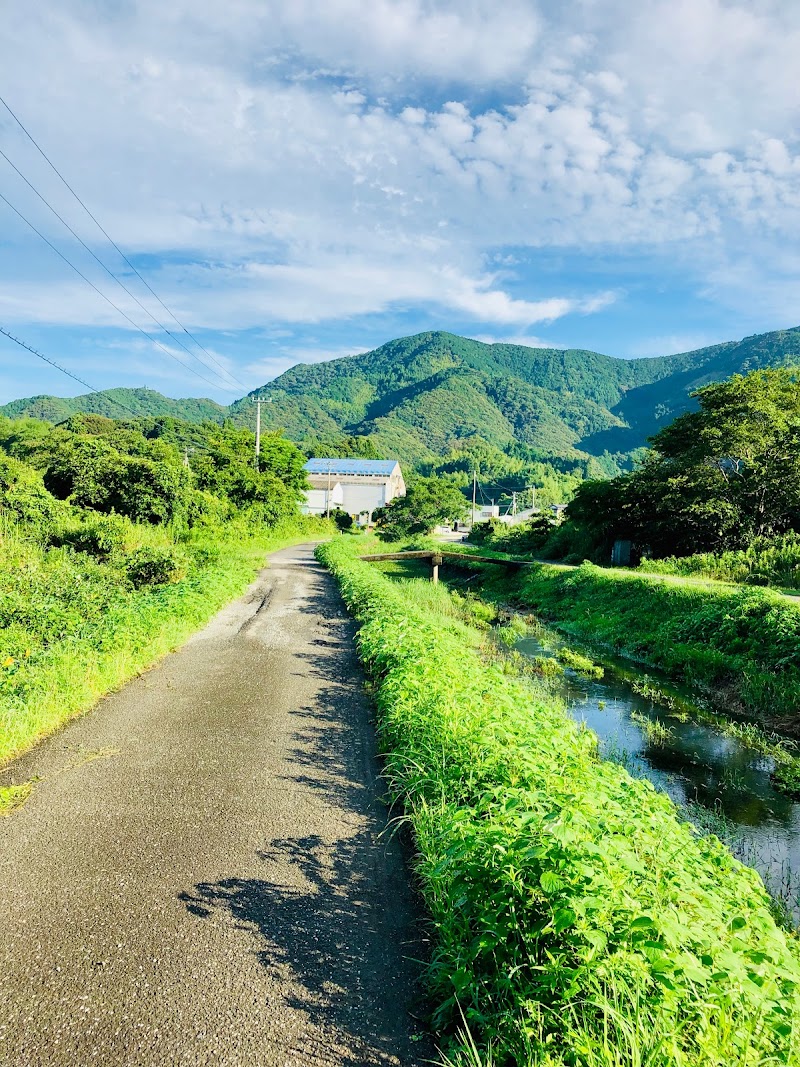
(5, 327), (800, 467)
(0, 387), (227, 425)
(233, 328), (800, 464)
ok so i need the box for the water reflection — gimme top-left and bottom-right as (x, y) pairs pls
(515, 632), (800, 921)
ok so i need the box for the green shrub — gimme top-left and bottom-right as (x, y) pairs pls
(317, 539), (800, 1066)
(67, 513), (130, 559)
(124, 545), (186, 588)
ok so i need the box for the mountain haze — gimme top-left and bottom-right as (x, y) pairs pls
(4, 327), (800, 467)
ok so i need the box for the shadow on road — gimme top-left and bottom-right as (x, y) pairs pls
(178, 560), (431, 1064)
(179, 830), (426, 1064)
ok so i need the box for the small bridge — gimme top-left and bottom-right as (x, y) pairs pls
(360, 550), (533, 585)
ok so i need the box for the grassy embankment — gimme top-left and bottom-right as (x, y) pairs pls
(515, 562), (800, 735)
(318, 537), (800, 1067)
(0, 514), (331, 774)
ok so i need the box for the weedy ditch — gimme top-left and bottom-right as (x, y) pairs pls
(318, 538), (800, 1067)
(510, 623), (800, 926)
(516, 561), (800, 736)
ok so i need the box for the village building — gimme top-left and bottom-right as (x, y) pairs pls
(301, 458), (406, 525)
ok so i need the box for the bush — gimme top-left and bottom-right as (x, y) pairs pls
(332, 508), (354, 531)
(124, 545), (186, 588)
(66, 513), (130, 559)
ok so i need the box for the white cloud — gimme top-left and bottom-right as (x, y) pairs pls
(1, 0), (800, 365)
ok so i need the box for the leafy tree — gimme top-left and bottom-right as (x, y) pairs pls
(43, 435), (190, 524)
(375, 477), (467, 539)
(565, 368), (800, 558)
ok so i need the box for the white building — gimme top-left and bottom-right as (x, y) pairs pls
(302, 458), (406, 524)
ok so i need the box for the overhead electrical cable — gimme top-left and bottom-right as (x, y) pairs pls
(0, 92), (243, 390)
(0, 326), (142, 419)
(0, 188), (228, 393)
(0, 146), (243, 391)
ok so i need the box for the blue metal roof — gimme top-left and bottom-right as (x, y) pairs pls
(304, 458), (398, 476)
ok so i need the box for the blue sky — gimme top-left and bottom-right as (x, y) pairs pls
(2, 0), (800, 404)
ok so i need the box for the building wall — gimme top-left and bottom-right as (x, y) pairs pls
(302, 484), (344, 516)
(340, 482), (387, 516)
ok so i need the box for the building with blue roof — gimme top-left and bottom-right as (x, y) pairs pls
(302, 457), (406, 524)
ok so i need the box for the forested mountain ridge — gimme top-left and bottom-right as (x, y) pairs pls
(0, 387), (227, 426)
(4, 327), (800, 468)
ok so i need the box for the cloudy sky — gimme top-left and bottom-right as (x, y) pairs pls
(1, 0), (799, 403)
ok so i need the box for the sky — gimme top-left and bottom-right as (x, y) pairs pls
(1, 0), (800, 404)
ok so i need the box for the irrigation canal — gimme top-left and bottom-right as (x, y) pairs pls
(515, 627), (800, 922)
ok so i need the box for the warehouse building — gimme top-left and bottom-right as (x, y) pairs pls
(302, 458), (406, 525)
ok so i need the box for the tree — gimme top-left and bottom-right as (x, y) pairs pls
(565, 368), (800, 558)
(375, 477), (468, 540)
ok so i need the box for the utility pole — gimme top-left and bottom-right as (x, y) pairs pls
(250, 395), (272, 469)
(512, 491), (517, 517)
(327, 461), (332, 518)
(471, 469), (477, 526)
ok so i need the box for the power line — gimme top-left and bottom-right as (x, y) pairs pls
(0, 188), (229, 393)
(0, 326), (142, 419)
(0, 92), (243, 390)
(0, 145), (243, 391)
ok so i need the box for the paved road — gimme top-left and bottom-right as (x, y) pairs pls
(0, 545), (431, 1066)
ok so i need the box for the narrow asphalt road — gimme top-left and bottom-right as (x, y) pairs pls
(0, 544), (432, 1067)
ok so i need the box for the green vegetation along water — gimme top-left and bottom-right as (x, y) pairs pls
(319, 537), (800, 1067)
(518, 561), (800, 731)
(515, 626), (800, 924)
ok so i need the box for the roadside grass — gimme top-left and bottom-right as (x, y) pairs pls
(318, 538), (800, 1066)
(0, 517), (331, 765)
(0, 782), (33, 816)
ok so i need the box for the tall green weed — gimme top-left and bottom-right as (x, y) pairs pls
(318, 539), (800, 1066)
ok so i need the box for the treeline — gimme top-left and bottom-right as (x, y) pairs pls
(470, 368), (800, 584)
(0, 412), (324, 765)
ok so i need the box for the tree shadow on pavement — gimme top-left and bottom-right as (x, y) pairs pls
(179, 831), (431, 1066)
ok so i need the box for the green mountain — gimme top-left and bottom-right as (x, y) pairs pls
(0, 387), (227, 425)
(5, 327), (800, 468)
(231, 327), (800, 465)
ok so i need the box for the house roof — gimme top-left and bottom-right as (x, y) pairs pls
(304, 458), (399, 477)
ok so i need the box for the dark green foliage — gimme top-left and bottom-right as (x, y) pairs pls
(43, 434), (191, 524)
(301, 433), (381, 459)
(331, 509), (354, 531)
(318, 539), (800, 1066)
(564, 368), (800, 561)
(0, 388), (226, 425)
(124, 545), (186, 588)
(375, 476), (468, 539)
(8, 326), (800, 478)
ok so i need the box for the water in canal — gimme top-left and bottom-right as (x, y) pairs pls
(515, 628), (800, 922)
